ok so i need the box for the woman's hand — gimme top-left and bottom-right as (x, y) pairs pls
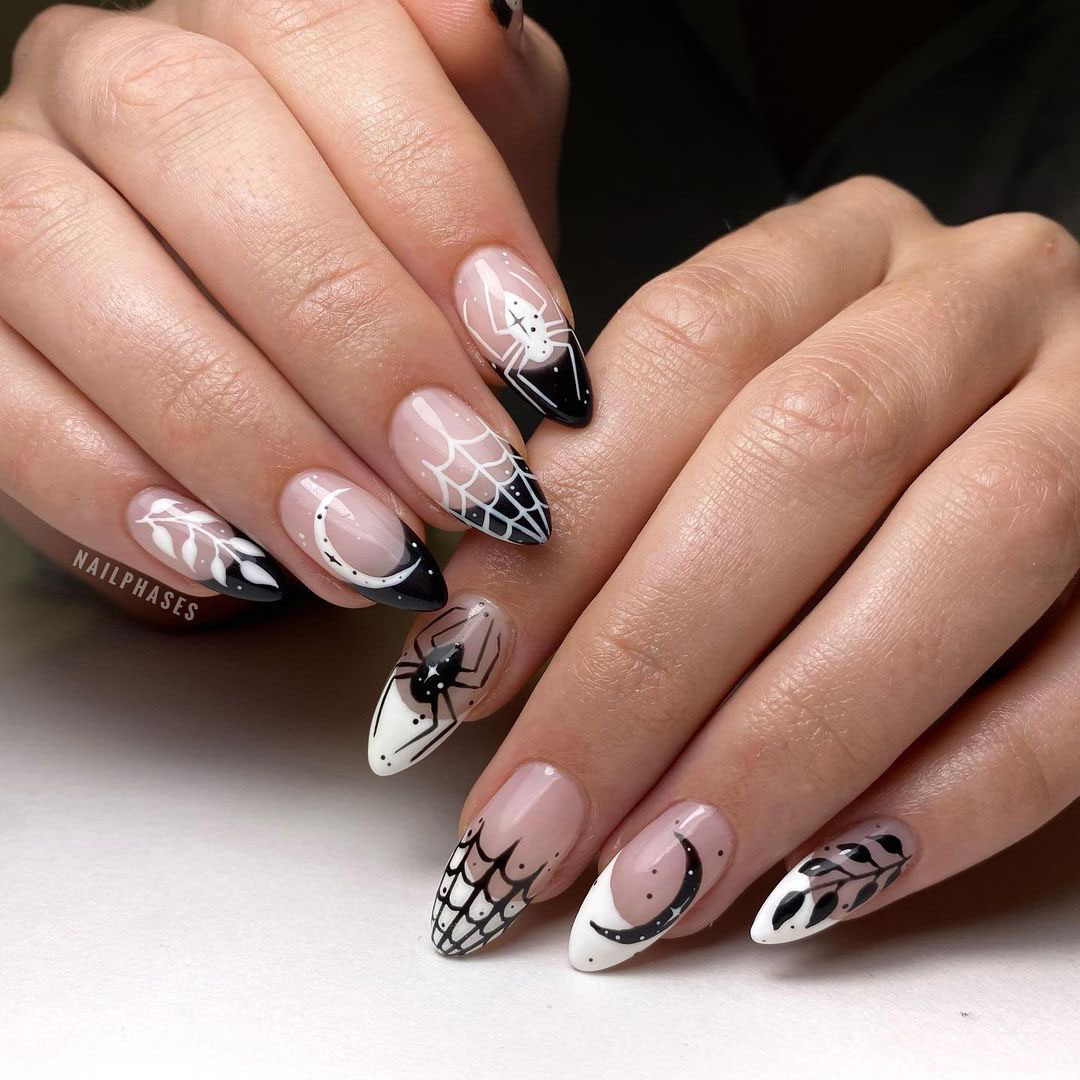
(0, 0), (582, 616)
(376, 176), (1080, 963)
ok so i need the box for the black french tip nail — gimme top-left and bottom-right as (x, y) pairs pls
(490, 0), (520, 29)
(350, 524), (449, 611)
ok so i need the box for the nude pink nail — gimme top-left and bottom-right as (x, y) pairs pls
(431, 762), (586, 957)
(569, 801), (734, 971)
(280, 470), (445, 611)
(454, 245), (591, 426)
(389, 387), (550, 545)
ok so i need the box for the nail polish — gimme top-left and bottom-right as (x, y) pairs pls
(390, 388), (550, 545)
(569, 802), (733, 972)
(455, 246), (592, 427)
(490, 0), (523, 33)
(750, 819), (917, 944)
(127, 487), (283, 601)
(370, 595), (511, 774)
(280, 470), (446, 611)
(431, 762), (586, 957)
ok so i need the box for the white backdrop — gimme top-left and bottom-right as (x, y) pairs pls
(1, 523), (1077, 1079)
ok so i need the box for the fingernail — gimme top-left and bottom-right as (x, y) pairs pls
(750, 819), (917, 944)
(490, 0), (524, 38)
(569, 802), (734, 972)
(127, 487), (283, 602)
(432, 762), (586, 957)
(280, 470), (446, 611)
(455, 246), (592, 427)
(390, 388), (551, 545)
(370, 595), (511, 774)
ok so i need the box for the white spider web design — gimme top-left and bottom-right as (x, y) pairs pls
(431, 824), (545, 957)
(413, 397), (550, 543)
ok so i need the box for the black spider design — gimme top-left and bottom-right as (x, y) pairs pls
(372, 604), (502, 766)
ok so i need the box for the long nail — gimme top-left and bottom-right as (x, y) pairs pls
(455, 246), (592, 427)
(390, 388), (551, 545)
(750, 819), (917, 944)
(127, 487), (283, 602)
(490, 0), (524, 38)
(370, 595), (511, 774)
(569, 802), (733, 972)
(431, 762), (586, 957)
(280, 470), (446, 611)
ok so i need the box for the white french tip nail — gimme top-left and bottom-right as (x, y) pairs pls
(569, 861), (659, 972)
(368, 677), (458, 776)
(750, 869), (838, 945)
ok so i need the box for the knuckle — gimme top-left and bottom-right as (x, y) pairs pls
(221, 0), (357, 43)
(988, 211), (1080, 275)
(831, 174), (928, 223)
(0, 133), (95, 260)
(153, 346), (260, 446)
(12, 4), (84, 75)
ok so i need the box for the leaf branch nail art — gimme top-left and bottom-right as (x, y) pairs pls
(752, 822), (916, 944)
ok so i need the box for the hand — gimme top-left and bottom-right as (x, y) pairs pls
(374, 176), (1080, 963)
(0, 0), (582, 618)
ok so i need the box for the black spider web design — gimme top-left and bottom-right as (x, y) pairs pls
(431, 823), (545, 958)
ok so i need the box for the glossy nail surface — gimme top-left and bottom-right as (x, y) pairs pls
(370, 595), (511, 774)
(569, 802), (733, 971)
(432, 762), (586, 957)
(390, 388), (550, 545)
(490, 0), (523, 32)
(751, 818), (917, 944)
(455, 246), (591, 427)
(128, 487), (283, 602)
(280, 471), (446, 611)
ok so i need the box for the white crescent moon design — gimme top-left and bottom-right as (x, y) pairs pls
(314, 487), (420, 590)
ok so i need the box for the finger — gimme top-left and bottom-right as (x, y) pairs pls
(395, 0), (568, 243)
(17, 9), (552, 535)
(163, 0), (588, 425)
(371, 178), (932, 775)
(571, 346), (1080, 969)
(0, 130), (447, 610)
(749, 576), (1080, 944)
(0, 317), (280, 605)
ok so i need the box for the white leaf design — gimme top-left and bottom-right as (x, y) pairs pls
(183, 510), (219, 524)
(150, 525), (176, 559)
(210, 556), (227, 587)
(238, 559), (278, 588)
(228, 537), (265, 557)
(180, 534), (198, 572)
(149, 497), (180, 514)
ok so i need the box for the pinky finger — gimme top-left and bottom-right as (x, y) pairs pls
(749, 589), (1080, 944)
(0, 320), (285, 606)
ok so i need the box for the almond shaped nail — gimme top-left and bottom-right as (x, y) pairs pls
(455, 246), (592, 427)
(750, 818), (917, 945)
(569, 802), (733, 972)
(280, 471), (446, 611)
(431, 762), (586, 958)
(370, 595), (511, 775)
(390, 387), (551, 545)
(127, 487), (283, 602)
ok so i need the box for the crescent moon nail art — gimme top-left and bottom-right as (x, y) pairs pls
(569, 802), (734, 972)
(432, 763), (587, 958)
(455, 247), (592, 428)
(280, 471), (447, 611)
(750, 820), (917, 945)
(369, 595), (511, 775)
(127, 487), (283, 602)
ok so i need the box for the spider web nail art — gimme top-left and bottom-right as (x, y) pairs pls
(411, 395), (551, 545)
(431, 823), (545, 957)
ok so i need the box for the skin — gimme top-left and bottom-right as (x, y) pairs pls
(0, 0), (568, 607)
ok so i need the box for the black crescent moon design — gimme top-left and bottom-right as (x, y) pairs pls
(589, 833), (703, 944)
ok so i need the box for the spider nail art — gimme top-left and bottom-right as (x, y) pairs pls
(431, 762), (586, 957)
(751, 819), (917, 944)
(390, 388), (551, 545)
(369, 595), (510, 774)
(280, 471), (446, 611)
(455, 247), (592, 427)
(127, 487), (283, 602)
(569, 802), (734, 972)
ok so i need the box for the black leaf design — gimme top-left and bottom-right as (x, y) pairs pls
(883, 866), (903, 889)
(850, 881), (878, 911)
(771, 890), (806, 931)
(870, 833), (905, 856)
(799, 857), (841, 877)
(836, 842), (873, 863)
(807, 890), (839, 927)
